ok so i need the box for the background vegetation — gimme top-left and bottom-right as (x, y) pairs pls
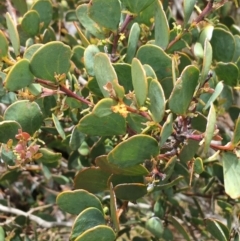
(0, 0), (240, 240)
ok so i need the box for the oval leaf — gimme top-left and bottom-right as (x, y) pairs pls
(169, 65), (199, 115)
(21, 10), (40, 36)
(0, 121), (21, 144)
(204, 104), (216, 153)
(30, 41), (71, 82)
(74, 167), (111, 193)
(131, 58), (148, 107)
(76, 4), (105, 39)
(57, 190), (102, 215)
(125, 23), (140, 63)
(4, 100), (43, 135)
(71, 208), (105, 240)
(108, 134), (159, 167)
(74, 225), (116, 241)
(88, 0), (121, 32)
(6, 12), (20, 56)
(222, 152), (240, 199)
(96, 155), (149, 176)
(77, 112), (126, 136)
(94, 53), (118, 97)
(114, 183), (147, 200)
(155, 0), (169, 49)
(148, 78), (165, 123)
(5, 59), (34, 91)
(136, 45), (172, 80)
(210, 28), (235, 62)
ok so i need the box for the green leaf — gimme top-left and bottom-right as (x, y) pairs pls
(204, 104), (216, 153)
(152, 176), (184, 192)
(183, 0), (197, 27)
(77, 112), (126, 136)
(94, 53), (118, 97)
(6, 12), (20, 56)
(57, 189), (102, 215)
(88, 0), (121, 32)
(148, 78), (165, 123)
(131, 58), (148, 107)
(146, 217), (164, 238)
(74, 225), (116, 241)
(200, 40), (212, 84)
(37, 148), (62, 164)
(170, 216), (191, 241)
(222, 152), (240, 199)
(210, 28), (235, 62)
(69, 126), (85, 150)
(108, 134), (159, 168)
(71, 45), (85, 69)
(30, 41), (72, 82)
(193, 42), (204, 59)
(84, 45), (100, 76)
(159, 113), (173, 148)
(194, 157), (204, 174)
(126, 113), (147, 134)
(155, 0), (169, 49)
(0, 121), (21, 144)
(93, 98), (116, 117)
(4, 100), (43, 135)
(0, 227), (4, 241)
(31, 0), (52, 29)
(203, 81), (224, 110)
(136, 45), (172, 80)
(113, 63), (133, 93)
(109, 183), (119, 232)
(21, 10), (40, 37)
(199, 25), (214, 47)
(169, 65), (199, 115)
(205, 218), (229, 241)
(143, 64), (157, 79)
(114, 183), (147, 200)
(233, 35), (240, 62)
(76, 4), (105, 39)
(179, 139), (199, 163)
(74, 167), (111, 193)
(233, 117), (240, 146)
(191, 112), (207, 132)
(71, 208), (105, 241)
(0, 30), (8, 59)
(96, 155), (149, 176)
(214, 62), (239, 86)
(121, 0), (155, 14)
(23, 44), (43, 60)
(52, 114), (66, 139)
(125, 23), (140, 63)
(5, 59), (34, 91)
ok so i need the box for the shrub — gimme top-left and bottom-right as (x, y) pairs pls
(0, 0), (240, 240)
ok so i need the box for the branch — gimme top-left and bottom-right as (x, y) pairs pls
(166, 0), (214, 51)
(0, 204), (72, 228)
(35, 78), (93, 107)
(194, 0), (214, 24)
(111, 14), (134, 56)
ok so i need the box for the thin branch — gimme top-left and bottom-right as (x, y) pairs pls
(194, 0), (215, 24)
(166, 0), (215, 51)
(35, 78), (93, 107)
(111, 14), (134, 56)
(0, 204), (72, 228)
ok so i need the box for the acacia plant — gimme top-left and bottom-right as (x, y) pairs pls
(0, 0), (240, 240)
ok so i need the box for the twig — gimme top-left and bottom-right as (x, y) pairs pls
(166, 0), (215, 51)
(35, 78), (93, 107)
(0, 204), (72, 228)
(111, 14), (134, 56)
(194, 0), (215, 24)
